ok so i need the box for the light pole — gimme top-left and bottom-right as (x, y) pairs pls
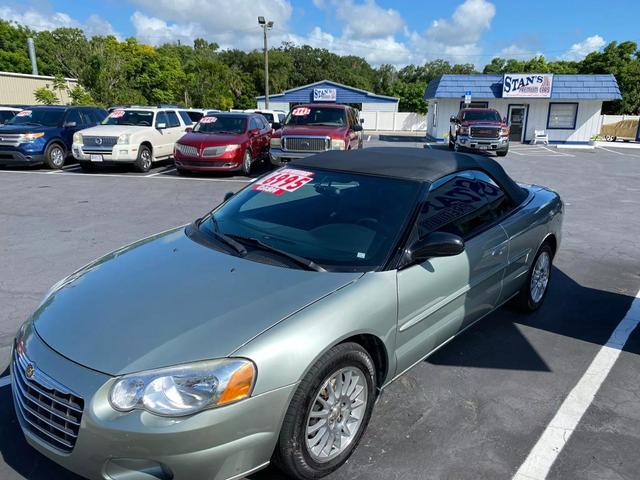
(258, 16), (274, 109)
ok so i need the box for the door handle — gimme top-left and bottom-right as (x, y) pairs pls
(492, 245), (507, 256)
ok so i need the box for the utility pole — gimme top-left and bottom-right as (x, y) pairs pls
(257, 17), (274, 109)
(27, 38), (38, 75)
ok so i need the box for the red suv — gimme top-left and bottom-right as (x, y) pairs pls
(269, 104), (363, 165)
(174, 113), (271, 175)
(449, 108), (509, 156)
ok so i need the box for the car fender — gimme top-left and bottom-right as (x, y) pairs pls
(233, 270), (398, 397)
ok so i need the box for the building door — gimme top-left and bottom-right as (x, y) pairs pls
(508, 105), (527, 142)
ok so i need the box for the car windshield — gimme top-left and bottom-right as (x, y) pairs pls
(196, 167), (421, 272)
(8, 109), (65, 127)
(257, 112), (274, 122)
(461, 110), (501, 122)
(103, 110), (154, 126)
(193, 116), (247, 134)
(284, 107), (346, 126)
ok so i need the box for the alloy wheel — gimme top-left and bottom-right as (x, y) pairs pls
(530, 251), (550, 303)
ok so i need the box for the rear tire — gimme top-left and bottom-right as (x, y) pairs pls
(513, 243), (553, 312)
(134, 145), (153, 173)
(273, 342), (376, 480)
(44, 142), (65, 169)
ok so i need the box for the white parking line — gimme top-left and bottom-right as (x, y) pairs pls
(146, 167), (176, 177)
(367, 135), (371, 142)
(596, 146), (626, 155)
(540, 146), (574, 157)
(0, 376), (10, 388)
(513, 287), (640, 480)
(63, 164), (82, 170)
(0, 169), (252, 183)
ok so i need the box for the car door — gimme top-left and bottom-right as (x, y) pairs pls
(258, 115), (271, 156)
(153, 111), (171, 158)
(248, 116), (262, 156)
(394, 171), (509, 374)
(60, 109), (83, 150)
(165, 111), (184, 148)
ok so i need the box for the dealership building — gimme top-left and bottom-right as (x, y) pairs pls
(256, 80), (399, 113)
(424, 74), (621, 144)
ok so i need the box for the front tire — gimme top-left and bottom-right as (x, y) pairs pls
(134, 145), (153, 172)
(496, 148), (508, 157)
(241, 149), (253, 176)
(514, 243), (553, 311)
(448, 132), (455, 150)
(44, 142), (65, 169)
(273, 342), (376, 479)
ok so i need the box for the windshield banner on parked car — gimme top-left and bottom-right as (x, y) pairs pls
(252, 169), (314, 195)
(503, 73), (553, 98)
(16, 110), (32, 117)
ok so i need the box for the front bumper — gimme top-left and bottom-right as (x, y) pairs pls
(456, 135), (509, 151)
(11, 324), (295, 480)
(269, 147), (322, 166)
(174, 150), (243, 172)
(72, 144), (138, 163)
(0, 148), (45, 166)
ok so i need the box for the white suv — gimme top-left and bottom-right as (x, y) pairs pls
(72, 107), (189, 172)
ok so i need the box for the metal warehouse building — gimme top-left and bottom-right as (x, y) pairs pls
(0, 71), (78, 105)
(257, 80), (399, 113)
(424, 74), (622, 144)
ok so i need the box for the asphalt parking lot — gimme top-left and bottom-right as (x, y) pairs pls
(1, 136), (639, 480)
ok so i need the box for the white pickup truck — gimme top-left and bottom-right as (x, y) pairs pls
(72, 107), (190, 172)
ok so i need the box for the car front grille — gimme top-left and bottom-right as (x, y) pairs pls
(177, 160), (233, 167)
(176, 144), (199, 158)
(283, 136), (329, 152)
(0, 134), (22, 147)
(82, 136), (118, 147)
(470, 127), (500, 139)
(11, 350), (84, 453)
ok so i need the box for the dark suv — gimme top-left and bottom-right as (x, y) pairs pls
(0, 106), (107, 169)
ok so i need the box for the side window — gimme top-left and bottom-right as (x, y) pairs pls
(92, 109), (107, 123)
(64, 109), (82, 126)
(178, 111), (193, 125)
(155, 111), (168, 127)
(417, 171), (495, 239)
(166, 111), (180, 127)
(249, 117), (260, 130)
(187, 111), (203, 123)
(473, 171), (516, 219)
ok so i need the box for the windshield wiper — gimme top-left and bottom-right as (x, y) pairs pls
(207, 216), (247, 256)
(227, 234), (326, 272)
(21, 122), (43, 126)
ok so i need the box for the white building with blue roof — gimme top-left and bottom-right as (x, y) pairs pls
(424, 74), (622, 144)
(257, 80), (399, 113)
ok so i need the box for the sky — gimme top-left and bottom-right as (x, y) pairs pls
(1, 0), (639, 68)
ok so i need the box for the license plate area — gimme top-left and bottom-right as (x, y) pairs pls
(90, 154), (103, 162)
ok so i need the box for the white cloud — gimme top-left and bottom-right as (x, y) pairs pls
(426, 0), (495, 46)
(0, 5), (119, 38)
(560, 35), (605, 61)
(336, 0), (405, 39)
(495, 44), (544, 60)
(130, 12), (201, 46)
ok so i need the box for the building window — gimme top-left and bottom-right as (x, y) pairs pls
(432, 102), (437, 128)
(547, 103), (578, 129)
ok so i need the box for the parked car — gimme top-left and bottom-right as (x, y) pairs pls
(174, 112), (271, 175)
(245, 109), (286, 128)
(600, 119), (639, 142)
(0, 106), (22, 125)
(72, 107), (190, 172)
(10, 147), (562, 480)
(0, 106), (106, 169)
(270, 103), (363, 165)
(449, 108), (510, 156)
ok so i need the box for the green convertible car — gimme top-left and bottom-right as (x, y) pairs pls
(11, 148), (563, 480)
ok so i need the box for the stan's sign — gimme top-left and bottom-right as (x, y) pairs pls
(503, 74), (553, 98)
(313, 88), (337, 102)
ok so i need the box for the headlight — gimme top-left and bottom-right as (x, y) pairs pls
(117, 134), (132, 145)
(270, 137), (281, 148)
(109, 358), (256, 416)
(331, 139), (346, 150)
(73, 132), (83, 144)
(500, 127), (510, 136)
(19, 132), (45, 143)
(459, 127), (470, 135)
(225, 144), (240, 152)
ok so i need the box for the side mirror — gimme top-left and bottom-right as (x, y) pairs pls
(223, 191), (234, 202)
(64, 121), (77, 128)
(272, 122), (281, 130)
(406, 232), (465, 264)
(185, 127), (193, 133)
(156, 122), (167, 129)
(450, 116), (458, 123)
(352, 124), (363, 132)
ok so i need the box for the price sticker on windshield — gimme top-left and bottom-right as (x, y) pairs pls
(199, 116), (217, 124)
(252, 169), (314, 195)
(291, 107), (311, 116)
(109, 110), (125, 119)
(16, 110), (32, 117)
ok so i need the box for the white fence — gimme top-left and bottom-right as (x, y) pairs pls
(360, 112), (426, 132)
(600, 114), (640, 126)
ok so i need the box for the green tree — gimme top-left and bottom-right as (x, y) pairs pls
(33, 86), (57, 105)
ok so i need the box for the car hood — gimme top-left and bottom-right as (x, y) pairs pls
(279, 124), (348, 138)
(178, 132), (247, 147)
(0, 124), (57, 134)
(33, 228), (361, 376)
(78, 125), (151, 136)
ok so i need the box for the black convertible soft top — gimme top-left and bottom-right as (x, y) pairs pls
(290, 147), (528, 204)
